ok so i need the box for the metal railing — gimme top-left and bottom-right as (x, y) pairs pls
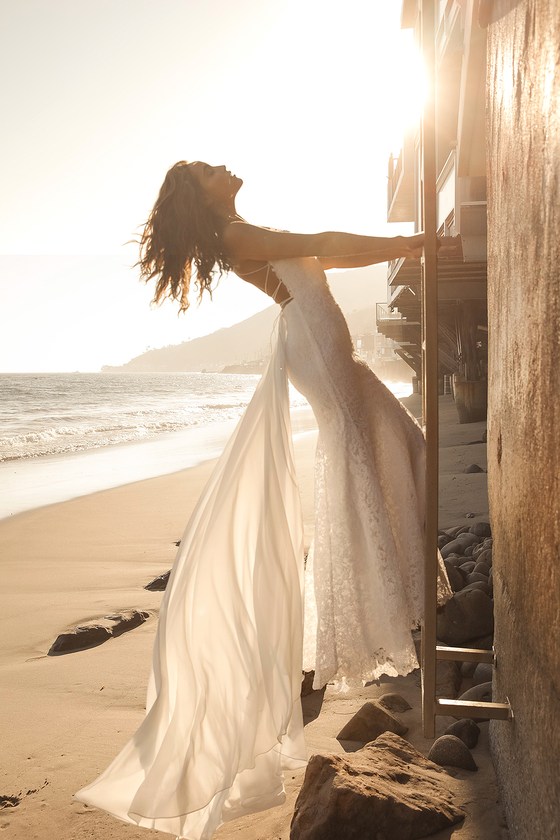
(376, 303), (405, 323)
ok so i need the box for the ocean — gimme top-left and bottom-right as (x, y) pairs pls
(0, 371), (313, 520)
(0, 371), (411, 520)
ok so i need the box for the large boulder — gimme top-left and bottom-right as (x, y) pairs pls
(290, 732), (464, 840)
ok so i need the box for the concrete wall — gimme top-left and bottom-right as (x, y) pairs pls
(486, 1), (560, 837)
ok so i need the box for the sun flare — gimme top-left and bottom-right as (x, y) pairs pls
(387, 35), (427, 153)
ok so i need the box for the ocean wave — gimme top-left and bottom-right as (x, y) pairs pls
(0, 414), (246, 462)
(0, 372), (312, 463)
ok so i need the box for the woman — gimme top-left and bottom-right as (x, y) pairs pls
(76, 161), (449, 839)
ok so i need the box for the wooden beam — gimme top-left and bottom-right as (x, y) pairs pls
(436, 698), (513, 721)
(421, 0), (439, 740)
(436, 645), (495, 664)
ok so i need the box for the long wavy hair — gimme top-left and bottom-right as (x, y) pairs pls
(137, 161), (233, 313)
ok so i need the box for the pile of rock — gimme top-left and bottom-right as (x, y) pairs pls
(292, 691), (486, 838)
(437, 521), (494, 648)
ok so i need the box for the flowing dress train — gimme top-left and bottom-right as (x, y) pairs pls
(75, 257), (450, 839)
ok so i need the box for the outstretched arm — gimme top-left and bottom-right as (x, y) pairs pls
(222, 222), (423, 267)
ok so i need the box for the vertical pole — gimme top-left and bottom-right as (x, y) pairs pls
(420, 0), (439, 740)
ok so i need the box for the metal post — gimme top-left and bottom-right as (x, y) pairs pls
(420, 0), (439, 740)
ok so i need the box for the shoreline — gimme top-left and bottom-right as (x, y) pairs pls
(0, 405), (319, 522)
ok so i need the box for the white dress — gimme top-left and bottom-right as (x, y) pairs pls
(75, 258), (449, 839)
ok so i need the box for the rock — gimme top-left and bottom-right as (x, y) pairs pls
(464, 463), (485, 473)
(440, 533), (480, 558)
(443, 561), (466, 593)
(461, 581), (491, 595)
(290, 732), (464, 840)
(460, 661), (478, 678)
(470, 521), (492, 538)
(472, 663), (494, 686)
(428, 735), (478, 771)
(105, 610), (150, 637)
(458, 681), (493, 703)
(144, 571), (171, 591)
(445, 554), (467, 567)
(49, 624), (111, 653)
(377, 693), (412, 713)
(49, 609), (151, 654)
(473, 562), (491, 576)
(438, 534), (451, 549)
(445, 525), (470, 538)
(469, 633), (494, 650)
(465, 513), (476, 518)
(436, 659), (461, 699)
(459, 560), (476, 573)
(453, 682), (493, 722)
(436, 589), (494, 645)
(467, 572), (489, 584)
(477, 548), (493, 566)
(301, 671), (316, 697)
(481, 429), (487, 443)
(337, 701), (407, 742)
(444, 719), (481, 748)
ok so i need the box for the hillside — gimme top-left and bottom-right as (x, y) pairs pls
(103, 266), (388, 373)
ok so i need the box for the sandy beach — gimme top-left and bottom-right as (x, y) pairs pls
(0, 395), (507, 839)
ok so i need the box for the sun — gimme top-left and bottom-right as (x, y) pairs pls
(386, 33), (427, 154)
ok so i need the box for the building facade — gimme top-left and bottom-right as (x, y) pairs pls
(379, 0), (488, 420)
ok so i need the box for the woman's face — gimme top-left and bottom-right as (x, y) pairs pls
(189, 161), (242, 206)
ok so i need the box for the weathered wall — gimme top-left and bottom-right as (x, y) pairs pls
(486, 1), (560, 837)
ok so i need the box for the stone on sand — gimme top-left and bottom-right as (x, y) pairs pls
(49, 609), (150, 654)
(428, 735), (478, 771)
(144, 570), (171, 591)
(377, 693), (412, 713)
(443, 719), (481, 748)
(337, 701), (407, 742)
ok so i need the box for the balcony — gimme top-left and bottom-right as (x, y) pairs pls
(387, 132), (416, 222)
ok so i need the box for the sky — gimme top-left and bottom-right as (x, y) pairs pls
(0, 0), (424, 372)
